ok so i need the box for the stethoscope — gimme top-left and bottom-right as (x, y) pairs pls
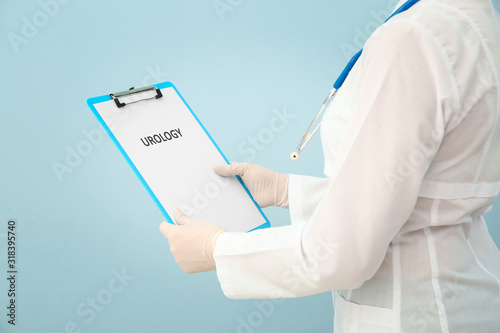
(291, 0), (421, 160)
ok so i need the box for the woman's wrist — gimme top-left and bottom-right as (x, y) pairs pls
(275, 173), (289, 209)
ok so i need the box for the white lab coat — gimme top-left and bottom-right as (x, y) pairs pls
(214, 0), (500, 331)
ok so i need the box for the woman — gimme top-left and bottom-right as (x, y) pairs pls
(160, 0), (500, 331)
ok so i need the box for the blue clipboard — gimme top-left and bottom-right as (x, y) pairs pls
(87, 81), (270, 232)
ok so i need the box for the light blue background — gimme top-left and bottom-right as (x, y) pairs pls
(1, 0), (499, 332)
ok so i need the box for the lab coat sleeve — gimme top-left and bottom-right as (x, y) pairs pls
(214, 20), (456, 299)
(288, 174), (330, 225)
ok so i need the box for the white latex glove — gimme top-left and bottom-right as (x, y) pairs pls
(159, 208), (225, 274)
(213, 162), (289, 209)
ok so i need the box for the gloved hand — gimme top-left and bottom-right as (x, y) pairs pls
(159, 208), (225, 274)
(213, 162), (289, 209)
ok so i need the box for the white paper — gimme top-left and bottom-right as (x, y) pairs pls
(93, 86), (267, 232)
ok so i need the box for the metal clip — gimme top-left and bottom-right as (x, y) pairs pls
(110, 85), (163, 108)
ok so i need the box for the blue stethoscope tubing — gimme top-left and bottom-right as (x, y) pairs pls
(291, 0), (421, 161)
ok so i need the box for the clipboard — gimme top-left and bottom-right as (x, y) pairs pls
(87, 81), (270, 232)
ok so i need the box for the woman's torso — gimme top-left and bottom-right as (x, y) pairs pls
(321, 0), (500, 331)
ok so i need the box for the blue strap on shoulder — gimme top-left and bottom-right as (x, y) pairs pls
(333, 0), (420, 89)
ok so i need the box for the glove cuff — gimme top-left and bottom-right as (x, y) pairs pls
(207, 229), (226, 266)
(275, 173), (289, 209)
